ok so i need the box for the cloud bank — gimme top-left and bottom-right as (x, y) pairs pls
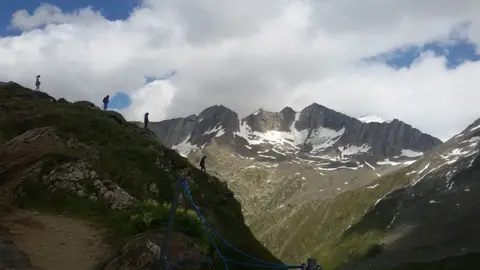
(2, 0), (480, 141)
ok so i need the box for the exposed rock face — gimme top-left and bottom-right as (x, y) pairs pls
(0, 126), (66, 209)
(41, 161), (137, 210)
(243, 108), (293, 133)
(0, 238), (36, 270)
(147, 103), (441, 161)
(148, 105), (240, 148)
(337, 119), (480, 270)
(295, 103), (441, 157)
(0, 127), (136, 210)
(148, 115), (198, 147)
(102, 232), (210, 270)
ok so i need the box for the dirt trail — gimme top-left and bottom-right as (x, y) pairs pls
(1, 210), (111, 270)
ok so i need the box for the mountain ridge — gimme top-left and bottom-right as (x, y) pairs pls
(146, 103), (442, 163)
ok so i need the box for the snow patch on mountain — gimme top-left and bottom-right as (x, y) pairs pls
(377, 158), (401, 166)
(403, 160), (416, 165)
(234, 120), (308, 148)
(308, 126), (345, 151)
(234, 113), (346, 155)
(173, 136), (198, 157)
(470, 124), (480, 132)
(358, 114), (387, 123)
(401, 149), (424, 158)
(204, 124), (224, 135)
(338, 144), (370, 158)
(365, 161), (376, 170)
(367, 184), (379, 189)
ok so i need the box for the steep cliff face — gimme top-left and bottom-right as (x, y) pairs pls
(148, 115), (198, 147)
(294, 103), (440, 158)
(337, 117), (480, 270)
(148, 103), (441, 162)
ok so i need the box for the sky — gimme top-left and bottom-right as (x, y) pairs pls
(1, 1), (480, 141)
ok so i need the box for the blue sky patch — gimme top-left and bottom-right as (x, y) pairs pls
(0, 0), (139, 36)
(109, 91), (132, 110)
(365, 39), (480, 69)
(364, 22), (480, 69)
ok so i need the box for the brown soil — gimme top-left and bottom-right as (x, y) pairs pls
(0, 210), (111, 270)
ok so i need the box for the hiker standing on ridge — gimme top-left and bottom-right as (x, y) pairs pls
(102, 95), (109, 110)
(199, 156), (207, 172)
(144, 112), (149, 129)
(35, 75), (41, 91)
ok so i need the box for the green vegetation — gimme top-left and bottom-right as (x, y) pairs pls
(248, 166), (415, 269)
(0, 83), (281, 269)
(17, 183), (210, 250)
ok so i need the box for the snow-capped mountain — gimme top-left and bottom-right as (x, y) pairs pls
(145, 102), (441, 221)
(143, 102), (479, 269)
(336, 117), (480, 270)
(148, 103), (441, 167)
(242, 116), (480, 269)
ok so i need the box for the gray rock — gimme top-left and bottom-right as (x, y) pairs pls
(102, 232), (209, 270)
(146, 103), (441, 161)
(77, 190), (86, 197)
(0, 238), (33, 269)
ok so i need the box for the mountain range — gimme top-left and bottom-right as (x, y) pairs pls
(146, 102), (480, 269)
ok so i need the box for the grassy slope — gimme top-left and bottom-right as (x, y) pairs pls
(248, 162), (416, 269)
(0, 82), (280, 269)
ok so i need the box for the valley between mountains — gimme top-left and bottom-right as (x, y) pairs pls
(147, 103), (480, 269)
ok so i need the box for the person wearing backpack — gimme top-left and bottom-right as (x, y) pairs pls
(102, 95), (109, 110)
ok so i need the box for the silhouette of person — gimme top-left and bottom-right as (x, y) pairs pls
(35, 75), (41, 91)
(102, 95), (109, 110)
(144, 112), (149, 129)
(199, 156), (207, 171)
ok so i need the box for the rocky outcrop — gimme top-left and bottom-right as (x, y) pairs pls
(243, 108), (294, 133)
(148, 116), (198, 147)
(0, 82), (282, 270)
(0, 126), (67, 209)
(338, 119), (480, 270)
(296, 103), (441, 157)
(0, 126), (137, 210)
(0, 238), (37, 270)
(102, 232), (210, 270)
(41, 161), (137, 210)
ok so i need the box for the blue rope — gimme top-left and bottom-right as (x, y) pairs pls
(162, 257), (173, 270)
(180, 179), (230, 270)
(166, 257), (215, 265)
(180, 179), (303, 269)
(225, 258), (304, 269)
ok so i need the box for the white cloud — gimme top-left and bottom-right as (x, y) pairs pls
(10, 4), (105, 31)
(120, 80), (176, 121)
(1, 0), (480, 141)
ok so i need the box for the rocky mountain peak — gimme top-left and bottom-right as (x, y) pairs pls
(147, 102), (443, 162)
(243, 108), (293, 133)
(280, 106), (295, 114)
(193, 104), (239, 137)
(296, 102), (354, 132)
